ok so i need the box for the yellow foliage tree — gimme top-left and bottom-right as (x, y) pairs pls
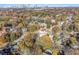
(74, 21), (79, 32)
(23, 32), (33, 48)
(52, 25), (61, 34)
(36, 35), (52, 50)
(3, 16), (11, 21)
(71, 36), (78, 45)
(0, 37), (6, 48)
(28, 24), (39, 32)
(52, 48), (59, 55)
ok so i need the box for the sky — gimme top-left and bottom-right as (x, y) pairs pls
(0, 4), (79, 8)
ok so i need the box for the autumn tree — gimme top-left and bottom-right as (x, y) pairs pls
(36, 35), (52, 50)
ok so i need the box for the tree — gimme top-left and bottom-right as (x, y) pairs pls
(36, 35), (52, 50)
(27, 23), (39, 32)
(3, 16), (11, 21)
(0, 36), (6, 48)
(52, 25), (61, 34)
(71, 36), (78, 45)
(23, 32), (33, 48)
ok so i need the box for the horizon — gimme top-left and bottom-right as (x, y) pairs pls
(0, 4), (79, 8)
